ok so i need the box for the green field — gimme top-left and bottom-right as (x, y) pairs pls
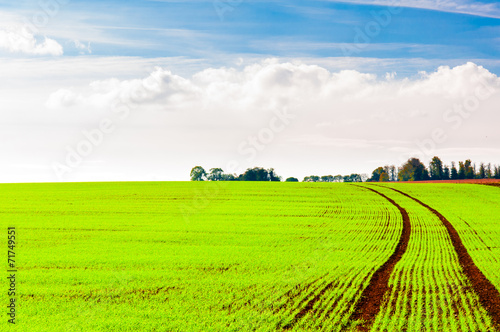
(1, 182), (499, 331)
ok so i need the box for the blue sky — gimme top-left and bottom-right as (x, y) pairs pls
(1, 0), (500, 182)
(3, 0), (500, 66)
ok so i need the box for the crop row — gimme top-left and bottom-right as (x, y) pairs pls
(369, 186), (494, 331)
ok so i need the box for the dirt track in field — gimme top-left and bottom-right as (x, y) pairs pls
(409, 179), (500, 184)
(388, 187), (500, 330)
(347, 186), (412, 331)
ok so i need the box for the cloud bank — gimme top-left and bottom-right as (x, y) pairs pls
(46, 60), (500, 114)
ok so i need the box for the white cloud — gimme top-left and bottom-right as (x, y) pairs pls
(45, 59), (500, 113)
(0, 26), (63, 56)
(46, 67), (201, 110)
(45, 89), (81, 109)
(4, 57), (500, 182)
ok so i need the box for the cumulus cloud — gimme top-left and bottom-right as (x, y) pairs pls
(46, 59), (500, 114)
(46, 67), (201, 110)
(0, 26), (63, 56)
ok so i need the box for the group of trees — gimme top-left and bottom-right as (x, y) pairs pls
(368, 166), (398, 182)
(190, 166), (365, 183)
(368, 157), (500, 182)
(190, 166), (281, 182)
(303, 174), (363, 183)
(191, 157), (500, 183)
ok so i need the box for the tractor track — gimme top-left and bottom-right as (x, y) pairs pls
(387, 186), (500, 330)
(346, 185), (412, 331)
(276, 185), (411, 331)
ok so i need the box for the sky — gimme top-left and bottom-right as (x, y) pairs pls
(1, 0), (500, 182)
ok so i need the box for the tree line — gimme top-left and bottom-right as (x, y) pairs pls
(191, 157), (500, 183)
(368, 157), (500, 182)
(190, 166), (282, 182)
(190, 166), (364, 183)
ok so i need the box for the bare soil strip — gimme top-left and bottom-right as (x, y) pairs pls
(388, 187), (500, 330)
(347, 186), (412, 331)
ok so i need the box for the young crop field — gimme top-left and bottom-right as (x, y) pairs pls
(0, 182), (499, 331)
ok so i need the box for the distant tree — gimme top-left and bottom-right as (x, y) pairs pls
(207, 168), (224, 181)
(451, 162), (458, 180)
(369, 167), (385, 182)
(371, 165), (396, 182)
(240, 167), (281, 181)
(458, 161), (466, 179)
(285, 177), (299, 182)
(478, 163), (486, 179)
(190, 166), (207, 181)
(303, 175), (320, 182)
(379, 172), (390, 182)
(333, 175), (343, 182)
(268, 168), (282, 182)
(389, 165), (397, 182)
(398, 158), (428, 182)
(486, 163), (493, 179)
(343, 174), (362, 182)
(486, 163), (492, 179)
(495, 165), (500, 179)
(321, 175), (334, 182)
(443, 165), (450, 180)
(429, 156), (444, 180)
(464, 159), (474, 179)
(221, 173), (237, 181)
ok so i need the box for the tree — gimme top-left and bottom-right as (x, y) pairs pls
(221, 173), (237, 181)
(478, 163), (486, 179)
(343, 174), (362, 182)
(208, 168), (224, 181)
(379, 172), (389, 182)
(458, 161), (466, 179)
(285, 177), (299, 182)
(303, 175), (320, 182)
(239, 167), (281, 181)
(486, 163), (492, 179)
(333, 175), (343, 182)
(450, 162), (458, 180)
(464, 159), (474, 179)
(429, 156), (444, 180)
(190, 166), (207, 181)
(321, 175), (334, 182)
(369, 167), (385, 182)
(398, 158), (428, 182)
(443, 165), (450, 180)
(495, 165), (500, 179)
(389, 165), (397, 182)
(268, 168), (282, 182)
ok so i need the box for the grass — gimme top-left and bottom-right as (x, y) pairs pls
(0, 181), (498, 331)
(370, 185), (493, 331)
(1, 182), (401, 331)
(386, 183), (500, 292)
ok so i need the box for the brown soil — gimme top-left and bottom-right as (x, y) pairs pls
(348, 186), (412, 331)
(405, 179), (500, 184)
(388, 187), (500, 330)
